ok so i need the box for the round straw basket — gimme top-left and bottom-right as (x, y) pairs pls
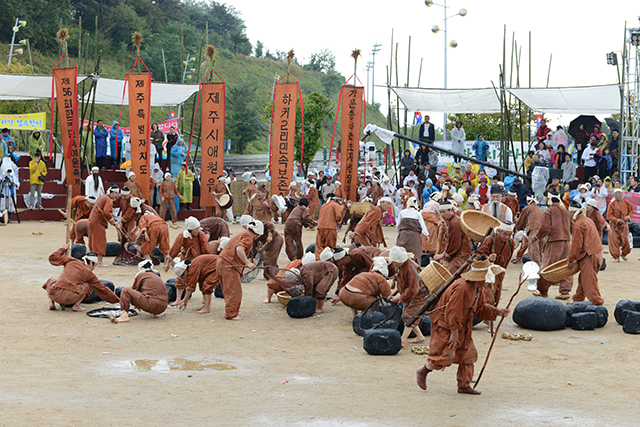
(419, 261), (452, 293)
(277, 291), (292, 306)
(350, 202), (372, 216)
(460, 210), (502, 242)
(539, 259), (580, 282)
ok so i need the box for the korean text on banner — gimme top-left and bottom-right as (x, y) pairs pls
(270, 82), (298, 197)
(340, 86), (364, 201)
(0, 112), (47, 130)
(200, 82), (226, 207)
(127, 73), (151, 201)
(54, 67), (81, 197)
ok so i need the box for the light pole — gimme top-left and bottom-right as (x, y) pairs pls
(366, 61), (373, 103)
(426, 0), (466, 140)
(370, 43), (382, 106)
(8, 18), (27, 67)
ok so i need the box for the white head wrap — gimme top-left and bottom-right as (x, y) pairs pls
(319, 247), (334, 262)
(127, 171), (136, 179)
(138, 259), (154, 272)
(332, 247), (348, 260)
(289, 181), (297, 188)
(86, 195), (97, 204)
(430, 191), (442, 202)
(586, 198), (598, 208)
(240, 215), (253, 227)
(248, 220), (264, 236)
(371, 256), (389, 278)
(185, 216), (200, 231)
(82, 255), (98, 266)
(406, 197), (420, 210)
(335, 180), (341, 186)
(130, 197), (142, 213)
(388, 246), (409, 264)
(377, 196), (393, 206)
(164, 172), (171, 180)
(91, 166), (99, 173)
(526, 194), (536, 204)
(218, 236), (230, 251)
(174, 260), (189, 277)
(468, 194), (480, 210)
(301, 252), (316, 265)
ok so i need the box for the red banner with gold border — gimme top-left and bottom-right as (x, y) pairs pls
(200, 82), (226, 207)
(270, 82), (298, 197)
(127, 72), (151, 201)
(339, 86), (364, 202)
(53, 67), (81, 197)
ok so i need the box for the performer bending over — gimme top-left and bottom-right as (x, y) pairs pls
(114, 260), (168, 322)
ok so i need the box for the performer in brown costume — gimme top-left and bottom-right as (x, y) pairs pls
(434, 200), (472, 274)
(174, 254), (221, 314)
(315, 193), (342, 260)
(531, 191), (573, 299)
(254, 220), (284, 280)
(158, 172), (183, 227)
(70, 195), (96, 243)
(242, 176), (258, 201)
(200, 217), (230, 241)
(305, 180), (320, 219)
(586, 198), (607, 242)
(389, 246), (427, 347)
(368, 178), (384, 206)
(88, 185), (119, 267)
(567, 201), (604, 305)
(216, 220), (263, 320)
(298, 257), (339, 314)
(501, 188), (520, 217)
(606, 188), (633, 262)
(212, 175), (231, 219)
(513, 195), (542, 264)
(282, 181), (300, 223)
(263, 258), (303, 303)
(284, 198), (316, 261)
(166, 216), (210, 305)
(124, 171), (145, 199)
(245, 188), (275, 223)
(349, 197), (392, 247)
(416, 257), (508, 395)
(138, 210), (171, 260)
(421, 192), (442, 255)
(43, 244), (119, 311)
(396, 197), (429, 263)
(114, 260), (168, 322)
(338, 257), (391, 315)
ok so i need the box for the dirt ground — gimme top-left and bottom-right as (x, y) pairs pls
(1, 219), (639, 426)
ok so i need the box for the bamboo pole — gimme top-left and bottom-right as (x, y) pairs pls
(403, 36), (411, 137)
(78, 16), (82, 66)
(190, 37), (205, 172)
(161, 49), (168, 82)
(546, 53), (552, 88)
(65, 185), (73, 255)
(395, 42), (401, 150)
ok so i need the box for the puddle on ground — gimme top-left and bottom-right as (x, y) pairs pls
(114, 358), (235, 373)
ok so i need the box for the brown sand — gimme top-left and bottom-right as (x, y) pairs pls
(1, 220), (639, 426)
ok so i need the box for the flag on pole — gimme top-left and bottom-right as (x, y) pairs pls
(414, 111), (422, 125)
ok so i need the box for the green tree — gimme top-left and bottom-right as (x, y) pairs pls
(254, 40), (264, 58)
(303, 48), (335, 73)
(446, 113), (502, 141)
(226, 84), (265, 155)
(296, 92), (333, 175)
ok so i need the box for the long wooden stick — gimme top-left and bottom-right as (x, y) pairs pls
(473, 274), (527, 389)
(64, 185), (73, 255)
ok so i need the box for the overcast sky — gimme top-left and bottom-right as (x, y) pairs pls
(237, 0), (639, 129)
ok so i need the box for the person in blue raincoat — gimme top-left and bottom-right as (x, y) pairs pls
(170, 137), (186, 177)
(109, 120), (124, 169)
(472, 134), (489, 162)
(93, 119), (109, 169)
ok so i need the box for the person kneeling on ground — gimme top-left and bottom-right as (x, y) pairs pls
(338, 256), (392, 316)
(114, 260), (168, 323)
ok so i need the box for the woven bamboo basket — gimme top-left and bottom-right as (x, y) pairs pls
(539, 259), (580, 282)
(418, 261), (452, 293)
(350, 202), (372, 216)
(460, 210), (502, 242)
(276, 291), (292, 306)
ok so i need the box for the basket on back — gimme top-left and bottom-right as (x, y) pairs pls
(350, 202), (372, 217)
(539, 259), (579, 282)
(418, 261), (452, 293)
(460, 210), (502, 242)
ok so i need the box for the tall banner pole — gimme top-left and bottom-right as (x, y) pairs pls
(127, 72), (151, 202)
(270, 81), (298, 197)
(200, 81), (226, 207)
(339, 86), (364, 202)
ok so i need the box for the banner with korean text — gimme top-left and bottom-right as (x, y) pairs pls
(53, 67), (81, 197)
(127, 72), (151, 201)
(200, 82), (226, 207)
(339, 86), (364, 201)
(0, 112), (47, 130)
(270, 82), (298, 197)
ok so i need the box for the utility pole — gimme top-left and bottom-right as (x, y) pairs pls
(370, 43), (382, 105)
(366, 61), (373, 103)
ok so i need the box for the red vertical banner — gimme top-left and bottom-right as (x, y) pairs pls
(53, 67), (81, 197)
(270, 82), (298, 197)
(127, 72), (151, 202)
(340, 86), (364, 201)
(200, 82), (226, 207)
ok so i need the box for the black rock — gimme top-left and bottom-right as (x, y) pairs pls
(522, 254), (531, 264)
(305, 243), (315, 254)
(472, 316), (483, 326)
(363, 329), (402, 355)
(602, 228), (608, 245)
(571, 312), (598, 330)
(153, 247), (164, 262)
(614, 299), (637, 325)
(165, 279), (177, 302)
(105, 242), (121, 257)
(286, 296), (316, 318)
(214, 283), (224, 298)
(115, 287), (123, 298)
(71, 244), (87, 259)
(409, 316), (432, 338)
(377, 303), (404, 334)
(623, 311), (640, 334)
(352, 313), (363, 335)
(634, 301), (640, 312)
(359, 311), (387, 330)
(421, 253), (431, 267)
(512, 297), (567, 331)
(82, 290), (99, 304)
(629, 222), (640, 237)
(600, 258), (606, 271)
(92, 280), (115, 303)
(584, 305), (608, 328)
(564, 302), (592, 328)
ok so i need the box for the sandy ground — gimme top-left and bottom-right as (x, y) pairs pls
(1, 219), (640, 427)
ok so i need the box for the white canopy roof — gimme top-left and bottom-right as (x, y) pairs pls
(88, 77), (200, 106)
(391, 87), (502, 113)
(507, 84), (621, 114)
(0, 74), (87, 100)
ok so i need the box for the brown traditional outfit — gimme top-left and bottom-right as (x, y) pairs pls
(284, 205), (316, 261)
(439, 214), (472, 273)
(242, 183), (258, 200)
(501, 195), (519, 217)
(477, 233), (514, 306)
(587, 208), (606, 241)
(200, 217), (230, 241)
(245, 192), (274, 223)
(315, 200), (342, 259)
(71, 196), (93, 221)
(126, 179), (145, 200)
(88, 194), (113, 256)
(335, 246), (383, 292)
(535, 203), (572, 296)
(158, 179), (180, 223)
(255, 221), (284, 278)
(396, 259), (425, 327)
(515, 203), (543, 263)
(299, 261), (339, 301)
(169, 230), (210, 290)
(368, 185), (384, 206)
(182, 254), (221, 295)
(421, 212), (440, 255)
(568, 213), (604, 305)
(216, 230), (254, 319)
(212, 181), (230, 219)
(606, 198), (633, 260)
(138, 214), (171, 255)
(306, 186), (320, 219)
(72, 219), (89, 244)
(267, 259), (302, 293)
(352, 206), (386, 247)
(339, 271), (391, 312)
(120, 271), (168, 315)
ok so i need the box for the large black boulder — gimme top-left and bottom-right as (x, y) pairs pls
(571, 312), (598, 330)
(105, 242), (121, 257)
(584, 305), (608, 328)
(286, 296), (316, 318)
(214, 283), (224, 298)
(614, 299), (637, 325)
(377, 303), (404, 334)
(363, 329), (402, 355)
(409, 316), (432, 338)
(420, 253), (431, 267)
(71, 244), (87, 259)
(623, 311), (640, 334)
(564, 302), (594, 328)
(115, 287), (123, 298)
(165, 279), (177, 302)
(512, 297), (566, 331)
(305, 243), (315, 254)
(153, 247), (165, 262)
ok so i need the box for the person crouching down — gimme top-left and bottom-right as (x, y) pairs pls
(114, 260), (168, 323)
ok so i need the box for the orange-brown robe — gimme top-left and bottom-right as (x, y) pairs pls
(182, 254), (220, 295)
(158, 179), (180, 223)
(72, 219), (89, 244)
(254, 221), (283, 278)
(339, 271), (391, 312)
(477, 233), (514, 306)
(200, 217), (230, 241)
(284, 205), (316, 261)
(315, 200), (342, 259)
(335, 246), (383, 292)
(587, 208), (606, 241)
(245, 192), (274, 223)
(352, 205), (386, 247)
(138, 214), (171, 255)
(306, 186), (320, 219)
(395, 258), (425, 327)
(515, 202), (543, 263)
(421, 212), (440, 255)
(427, 278), (500, 388)
(88, 194), (113, 256)
(126, 179), (145, 200)
(216, 230), (254, 318)
(606, 198), (633, 260)
(212, 181), (230, 219)
(440, 214), (472, 273)
(501, 195), (519, 217)
(568, 214), (604, 306)
(118, 198), (137, 241)
(71, 195), (93, 221)
(169, 230), (210, 290)
(267, 259), (302, 293)
(535, 203), (572, 296)
(334, 187), (349, 224)
(43, 247), (119, 305)
(299, 261), (339, 301)
(120, 271), (168, 315)
(242, 183), (258, 201)
(368, 185), (384, 206)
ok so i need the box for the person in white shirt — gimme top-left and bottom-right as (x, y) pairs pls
(581, 138), (599, 182)
(241, 167), (252, 181)
(395, 197), (429, 263)
(85, 166), (105, 198)
(450, 120), (466, 163)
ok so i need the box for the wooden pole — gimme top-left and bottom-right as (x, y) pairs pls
(78, 16), (82, 67)
(65, 185), (73, 255)
(395, 42), (401, 150)
(189, 36), (205, 172)
(161, 49), (168, 83)
(546, 53), (552, 88)
(403, 36), (411, 137)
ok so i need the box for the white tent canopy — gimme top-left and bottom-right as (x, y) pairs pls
(391, 87), (501, 113)
(87, 77), (199, 106)
(507, 84), (621, 114)
(0, 74), (87, 100)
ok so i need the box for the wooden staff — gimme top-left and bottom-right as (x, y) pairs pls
(64, 185), (73, 256)
(473, 274), (527, 389)
(435, 221), (444, 254)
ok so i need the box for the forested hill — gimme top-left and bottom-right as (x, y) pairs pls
(0, 0), (387, 156)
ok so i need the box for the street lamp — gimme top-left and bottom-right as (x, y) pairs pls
(370, 43), (382, 106)
(8, 19), (27, 67)
(425, 1), (466, 140)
